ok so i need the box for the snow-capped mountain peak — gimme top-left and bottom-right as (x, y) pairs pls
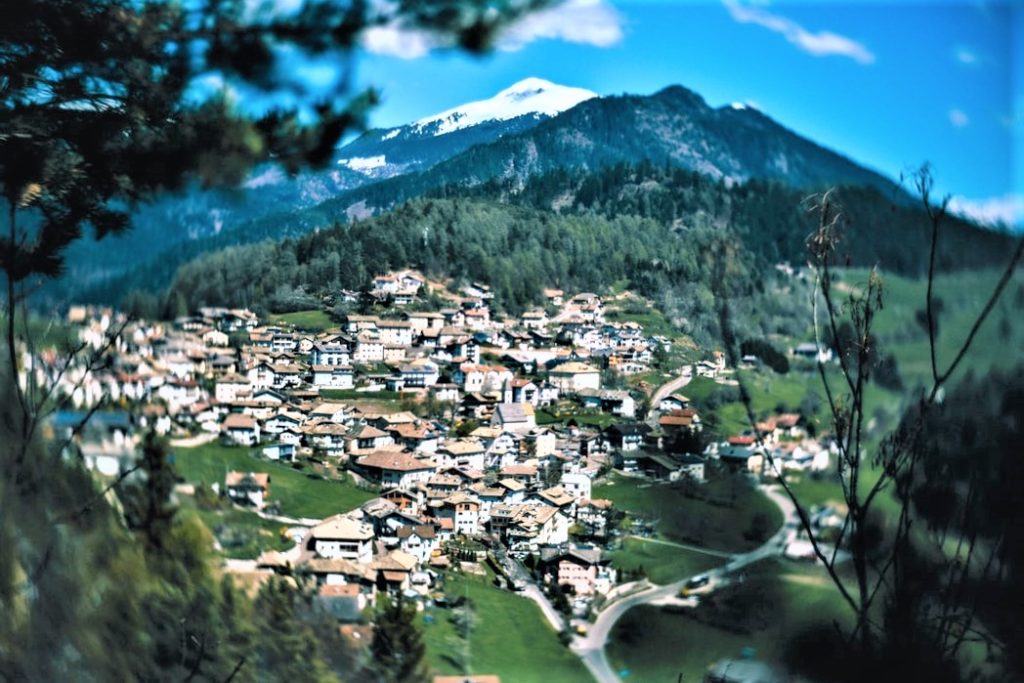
(413, 77), (597, 136)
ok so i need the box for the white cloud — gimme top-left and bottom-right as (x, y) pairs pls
(949, 108), (970, 127)
(949, 194), (1024, 228)
(361, 22), (438, 60)
(723, 0), (875, 65)
(497, 0), (624, 52)
(954, 45), (979, 66)
(360, 0), (623, 59)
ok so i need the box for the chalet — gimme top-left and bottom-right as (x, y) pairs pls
(434, 492), (481, 536)
(347, 424), (394, 451)
(262, 442), (295, 462)
(659, 409), (701, 435)
(305, 421), (348, 456)
(355, 452), (436, 491)
(600, 389), (636, 418)
(559, 472), (593, 501)
(605, 422), (650, 452)
(792, 342), (834, 363)
(538, 544), (615, 597)
(309, 402), (350, 423)
(370, 551), (418, 594)
(343, 314), (379, 334)
(388, 422), (441, 454)
(202, 329), (230, 347)
(436, 440), (486, 471)
(353, 334), (385, 364)
(309, 342), (350, 366)
(215, 373), (251, 403)
(576, 498), (613, 538)
(305, 515), (375, 564)
(500, 464), (539, 487)
(543, 288), (564, 306)
(398, 359), (440, 388)
(458, 364), (513, 394)
(658, 394), (691, 413)
(311, 364), (354, 389)
(225, 471), (270, 508)
(549, 361), (601, 394)
(675, 453), (706, 482)
(491, 403), (537, 434)
(405, 311), (444, 331)
(264, 410), (304, 434)
(396, 525), (439, 564)
(301, 557), (372, 589)
(531, 485), (577, 517)
(377, 320), (414, 346)
(222, 413), (260, 446)
(489, 503), (569, 554)
(521, 310), (549, 330)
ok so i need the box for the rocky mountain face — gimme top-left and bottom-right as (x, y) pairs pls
(62, 78), (913, 304)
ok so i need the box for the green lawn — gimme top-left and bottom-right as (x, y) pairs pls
(607, 559), (852, 681)
(833, 267), (1024, 389)
(536, 409), (619, 429)
(1, 311), (77, 350)
(422, 571), (590, 683)
(182, 502), (295, 560)
(318, 389), (402, 401)
(171, 442), (374, 519)
(605, 307), (678, 338)
(593, 474), (783, 553)
(267, 309), (335, 331)
(607, 537), (725, 585)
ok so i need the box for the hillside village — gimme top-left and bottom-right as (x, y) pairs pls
(40, 270), (839, 679)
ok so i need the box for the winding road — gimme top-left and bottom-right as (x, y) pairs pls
(571, 485), (798, 683)
(648, 366), (694, 411)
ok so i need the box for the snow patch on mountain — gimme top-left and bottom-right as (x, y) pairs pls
(413, 77), (597, 137)
(381, 128), (401, 141)
(340, 155), (387, 172)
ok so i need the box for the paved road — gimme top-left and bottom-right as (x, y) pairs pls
(647, 368), (694, 425)
(169, 431), (218, 448)
(624, 534), (732, 559)
(573, 484), (798, 683)
(492, 545), (567, 632)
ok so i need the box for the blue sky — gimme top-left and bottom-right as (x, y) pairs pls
(320, 0), (1022, 225)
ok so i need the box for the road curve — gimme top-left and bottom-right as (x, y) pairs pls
(572, 484), (798, 683)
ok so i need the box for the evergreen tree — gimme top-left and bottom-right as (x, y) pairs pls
(371, 595), (428, 683)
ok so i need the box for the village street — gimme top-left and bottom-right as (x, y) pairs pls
(571, 485), (799, 683)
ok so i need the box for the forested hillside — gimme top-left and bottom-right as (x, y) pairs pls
(442, 161), (1015, 275)
(99, 159), (1014, 318)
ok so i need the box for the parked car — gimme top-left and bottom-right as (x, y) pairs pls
(680, 573), (716, 597)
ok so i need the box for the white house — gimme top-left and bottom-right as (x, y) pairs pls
(560, 471), (593, 501)
(225, 471), (269, 508)
(549, 362), (601, 394)
(355, 452), (437, 491)
(311, 365), (355, 389)
(306, 515), (375, 564)
(222, 414), (260, 446)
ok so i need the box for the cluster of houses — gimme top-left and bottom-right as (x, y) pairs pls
(40, 285), (836, 625)
(243, 436), (622, 619)
(47, 282), (680, 457)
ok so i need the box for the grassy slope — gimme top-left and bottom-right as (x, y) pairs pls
(604, 307), (677, 338)
(607, 559), (852, 681)
(593, 474), (783, 554)
(181, 502), (295, 560)
(607, 537), (725, 585)
(266, 309), (335, 331)
(172, 442), (374, 519)
(422, 571), (590, 683)
(848, 267), (1024, 386)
